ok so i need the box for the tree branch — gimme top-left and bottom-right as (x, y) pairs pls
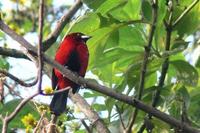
(126, 0), (158, 132)
(42, 0), (82, 51)
(69, 90), (110, 133)
(37, 0), (44, 93)
(0, 69), (37, 87)
(0, 47), (28, 59)
(0, 19), (199, 133)
(138, 1), (174, 132)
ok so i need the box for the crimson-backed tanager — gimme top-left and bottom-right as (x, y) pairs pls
(50, 32), (90, 115)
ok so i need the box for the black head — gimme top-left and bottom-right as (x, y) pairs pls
(65, 32), (91, 44)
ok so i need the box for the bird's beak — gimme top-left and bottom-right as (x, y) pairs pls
(81, 35), (91, 42)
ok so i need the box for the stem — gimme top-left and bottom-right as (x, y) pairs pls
(126, 0), (158, 132)
(37, 0), (44, 93)
(173, 0), (199, 27)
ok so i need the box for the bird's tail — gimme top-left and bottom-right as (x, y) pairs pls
(50, 90), (68, 115)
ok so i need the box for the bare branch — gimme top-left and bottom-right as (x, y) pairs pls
(0, 47), (28, 59)
(37, 0), (44, 93)
(69, 90), (110, 133)
(0, 69), (37, 87)
(43, 0), (82, 51)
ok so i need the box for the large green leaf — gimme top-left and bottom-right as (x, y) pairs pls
(169, 60), (199, 86)
(141, 0), (152, 22)
(96, 0), (127, 16)
(118, 25), (146, 50)
(69, 13), (101, 34)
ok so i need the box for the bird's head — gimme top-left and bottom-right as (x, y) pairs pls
(64, 32), (91, 44)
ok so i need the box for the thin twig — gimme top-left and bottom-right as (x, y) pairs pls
(126, 0), (158, 132)
(81, 119), (92, 133)
(173, 0), (199, 27)
(0, 69), (37, 87)
(33, 111), (46, 133)
(43, 0), (82, 51)
(37, 0), (44, 93)
(3, 82), (22, 98)
(115, 105), (126, 130)
(47, 114), (58, 133)
(0, 47), (28, 59)
(43, 86), (71, 96)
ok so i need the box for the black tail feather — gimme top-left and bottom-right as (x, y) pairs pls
(50, 90), (68, 115)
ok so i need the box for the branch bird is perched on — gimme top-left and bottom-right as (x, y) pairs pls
(50, 32), (90, 115)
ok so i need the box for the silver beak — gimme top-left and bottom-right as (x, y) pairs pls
(81, 35), (91, 42)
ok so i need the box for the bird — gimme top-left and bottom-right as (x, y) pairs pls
(50, 32), (90, 115)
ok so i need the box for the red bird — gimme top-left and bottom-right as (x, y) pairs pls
(50, 32), (90, 115)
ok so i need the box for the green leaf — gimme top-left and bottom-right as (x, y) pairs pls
(88, 26), (118, 68)
(170, 60), (199, 86)
(83, 91), (104, 98)
(118, 26), (146, 49)
(75, 129), (86, 133)
(157, 0), (167, 26)
(189, 88), (200, 124)
(173, 2), (200, 36)
(92, 103), (107, 111)
(0, 58), (9, 70)
(82, 0), (105, 10)
(176, 86), (190, 109)
(69, 13), (101, 34)
(108, 0), (141, 21)
(96, 0), (126, 16)
(141, 0), (152, 22)
(105, 97), (116, 120)
(195, 57), (200, 68)
(122, 0), (141, 20)
(169, 100), (182, 118)
(152, 118), (171, 132)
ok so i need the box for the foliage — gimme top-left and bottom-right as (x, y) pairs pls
(0, 0), (200, 132)
(21, 113), (37, 132)
(0, 99), (40, 131)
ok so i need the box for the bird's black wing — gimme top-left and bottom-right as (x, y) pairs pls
(64, 50), (81, 93)
(52, 69), (58, 90)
